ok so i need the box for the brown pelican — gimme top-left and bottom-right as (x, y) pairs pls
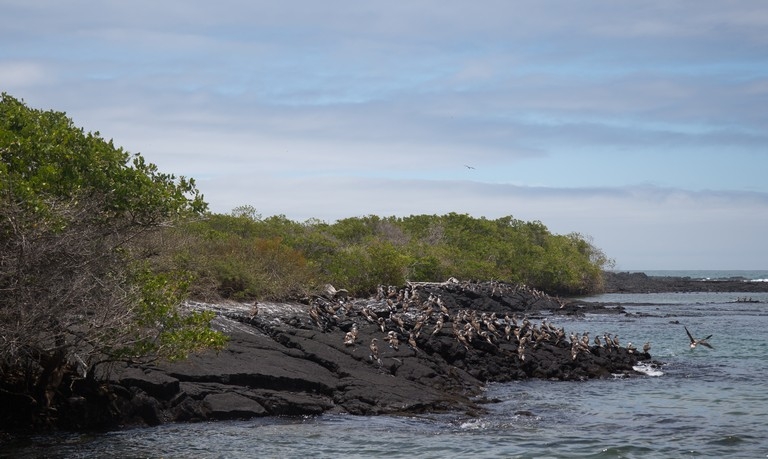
(685, 326), (714, 349)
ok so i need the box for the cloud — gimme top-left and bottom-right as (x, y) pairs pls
(196, 173), (768, 269)
(0, 61), (50, 87)
(3, 0), (768, 270)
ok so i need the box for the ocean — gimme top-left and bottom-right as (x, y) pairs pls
(3, 271), (768, 458)
(628, 269), (768, 282)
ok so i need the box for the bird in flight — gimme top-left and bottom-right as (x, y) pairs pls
(464, 164), (475, 170)
(685, 326), (714, 349)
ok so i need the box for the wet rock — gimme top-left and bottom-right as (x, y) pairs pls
(203, 393), (267, 420)
(18, 279), (658, 432)
(118, 367), (179, 401)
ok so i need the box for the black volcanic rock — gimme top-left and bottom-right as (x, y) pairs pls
(92, 280), (651, 428)
(603, 271), (768, 293)
(3, 280), (656, 432)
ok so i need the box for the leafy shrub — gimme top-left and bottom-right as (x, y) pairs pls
(0, 94), (226, 412)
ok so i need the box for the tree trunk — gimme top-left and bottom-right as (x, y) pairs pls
(35, 349), (68, 409)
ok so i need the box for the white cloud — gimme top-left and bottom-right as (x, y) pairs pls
(196, 174), (768, 269)
(0, 61), (50, 88)
(4, 0), (768, 270)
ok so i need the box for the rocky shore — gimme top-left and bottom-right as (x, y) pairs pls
(10, 279), (657, 432)
(8, 271), (766, 433)
(603, 271), (768, 293)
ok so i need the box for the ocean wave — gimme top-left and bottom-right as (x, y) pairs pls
(633, 362), (664, 377)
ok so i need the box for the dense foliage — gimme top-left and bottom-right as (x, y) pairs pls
(0, 94), (226, 415)
(170, 206), (613, 300)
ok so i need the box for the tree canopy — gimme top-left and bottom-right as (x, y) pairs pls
(172, 210), (614, 300)
(0, 94), (226, 417)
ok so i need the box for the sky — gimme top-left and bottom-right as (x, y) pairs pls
(2, 1), (768, 270)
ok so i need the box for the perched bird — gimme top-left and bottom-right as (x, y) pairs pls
(685, 326), (714, 349)
(455, 330), (470, 350)
(309, 305), (323, 328)
(369, 338), (381, 364)
(643, 342), (651, 353)
(432, 317), (444, 335)
(343, 324), (358, 346)
(626, 342), (637, 354)
(413, 316), (426, 336)
(390, 313), (406, 332)
(386, 330), (400, 351)
(437, 297), (450, 316)
(408, 332), (419, 352)
(361, 307), (377, 323)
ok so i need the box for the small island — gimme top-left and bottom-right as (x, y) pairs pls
(0, 95), (681, 433)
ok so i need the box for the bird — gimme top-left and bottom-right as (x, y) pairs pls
(309, 305), (323, 328)
(343, 324), (358, 346)
(455, 330), (470, 350)
(643, 342), (651, 353)
(685, 326), (714, 349)
(432, 317), (444, 335)
(464, 164), (475, 170)
(369, 338), (381, 363)
(408, 332), (420, 352)
(386, 330), (400, 351)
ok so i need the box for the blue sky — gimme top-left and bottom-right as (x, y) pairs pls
(3, 1), (768, 270)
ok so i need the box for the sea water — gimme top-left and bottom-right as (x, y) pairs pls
(3, 273), (768, 458)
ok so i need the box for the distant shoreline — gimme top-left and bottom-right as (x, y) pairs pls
(603, 271), (768, 294)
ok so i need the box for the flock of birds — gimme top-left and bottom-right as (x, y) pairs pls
(305, 281), (652, 366)
(249, 279), (713, 365)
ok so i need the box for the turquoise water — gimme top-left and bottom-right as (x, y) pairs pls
(3, 289), (768, 458)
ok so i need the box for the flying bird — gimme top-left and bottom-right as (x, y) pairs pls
(685, 326), (714, 349)
(464, 164), (475, 170)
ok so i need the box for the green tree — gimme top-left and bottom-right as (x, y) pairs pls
(0, 94), (226, 413)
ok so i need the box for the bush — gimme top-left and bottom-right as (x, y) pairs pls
(0, 94), (226, 412)
(172, 211), (613, 298)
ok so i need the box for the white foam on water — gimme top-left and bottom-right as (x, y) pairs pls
(633, 362), (664, 377)
(459, 418), (490, 430)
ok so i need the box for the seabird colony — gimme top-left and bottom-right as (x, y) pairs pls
(306, 280), (645, 365)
